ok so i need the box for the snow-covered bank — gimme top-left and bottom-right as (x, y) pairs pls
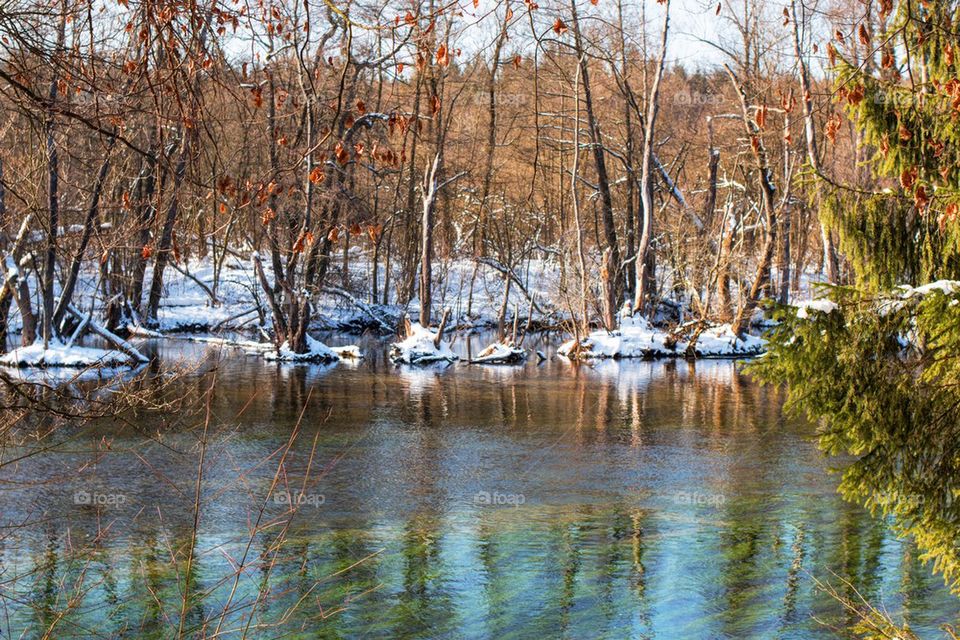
(559, 316), (765, 360)
(0, 340), (136, 368)
(1, 249), (782, 365)
(0, 363), (147, 384)
(144, 252), (560, 335)
(263, 336), (339, 363)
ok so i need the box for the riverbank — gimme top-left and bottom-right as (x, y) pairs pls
(1, 251), (786, 371)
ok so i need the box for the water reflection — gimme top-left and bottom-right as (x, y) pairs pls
(0, 336), (955, 638)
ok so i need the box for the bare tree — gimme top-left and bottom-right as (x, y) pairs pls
(634, 0), (671, 317)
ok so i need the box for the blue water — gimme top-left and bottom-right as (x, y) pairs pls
(0, 334), (955, 638)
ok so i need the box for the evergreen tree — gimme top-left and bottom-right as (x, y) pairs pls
(824, 0), (960, 288)
(751, 0), (960, 603)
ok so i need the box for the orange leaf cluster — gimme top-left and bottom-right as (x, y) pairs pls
(436, 44), (450, 67)
(824, 113), (842, 143)
(914, 185), (929, 212)
(940, 202), (960, 231)
(754, 104), (767, 130)
(900, 167), (917, 190)
(388, 112), (411, 136)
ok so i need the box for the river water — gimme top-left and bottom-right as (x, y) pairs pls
(0, 333), (955, 638)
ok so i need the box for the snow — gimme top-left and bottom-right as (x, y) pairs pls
(558, 320), (765, 360)
(0, 365), (145, 384)
(0, 246), (736, 340)
(468, 342), (527, 364)
(897, 280), (960, 297)
(867, 280), (960, 317)
(795, 299), (839, 319)
(140, 253), (560, 334)
(331, 345), (363, 359)
(390, 323), (458, 364)
(156, 304), (257, 332)
(127, 325), (165, 338)
(0, 340), (134, 368)
(2, 248), (780, 363)
(693, 325), (766, 356)
(263, 335), (340, 363)
(152, 334), (362, 364)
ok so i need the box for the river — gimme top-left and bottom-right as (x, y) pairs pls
(0, 332), (955, 638)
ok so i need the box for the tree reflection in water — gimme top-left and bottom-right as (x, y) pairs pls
(0, 335), (956, 637)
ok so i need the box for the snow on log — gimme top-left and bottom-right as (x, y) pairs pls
(321, 286), (394, 333)
(390, 322), (458, 364)
(262, 335), (342, 363)
(468, 342), (527, 365)
(161, 334), (363, 363)
(559, 315), (765, 360)
(331, 345), (363, 359)
(65, 303), (149, 363)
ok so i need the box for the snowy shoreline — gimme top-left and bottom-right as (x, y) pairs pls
(0, 253), (777, 370)
(557, 315), (766, 361)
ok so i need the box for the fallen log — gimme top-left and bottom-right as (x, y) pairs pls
(321, 286), (394, 333)
(468, 341), (527, 365)
(65, 303), (149, 363)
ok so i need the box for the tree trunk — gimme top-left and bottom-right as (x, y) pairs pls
(571, 55), (590, 340)
(616, 0), (637, 300)
(726, 65), (778, 337)
(496, 275), (511, 341)
(473, 10), (508, 257)
(144, 16), (210, 323)
(703, 117), (720, 227)
(14, 273), (36, 347)
(130, 141), (158, 314)
(570, 0), (621, 304)
(42, 7), (66, 346)
(633, 0), (670, 316)
(717, 206), (735, 321)
(53, 135), (116, 331)
(600, 247), (616, 330)
(254, 251), (312, 354)
(790, 0), (838, 283)
(778, 111), (792, 305)
(0, 155), (8, 349)
(145, 136), (189, 323)
(399, 76), (424, 306)
(419, 154), (441, 327)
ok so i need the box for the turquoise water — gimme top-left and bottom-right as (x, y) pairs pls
(0, 334), (955, 638)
